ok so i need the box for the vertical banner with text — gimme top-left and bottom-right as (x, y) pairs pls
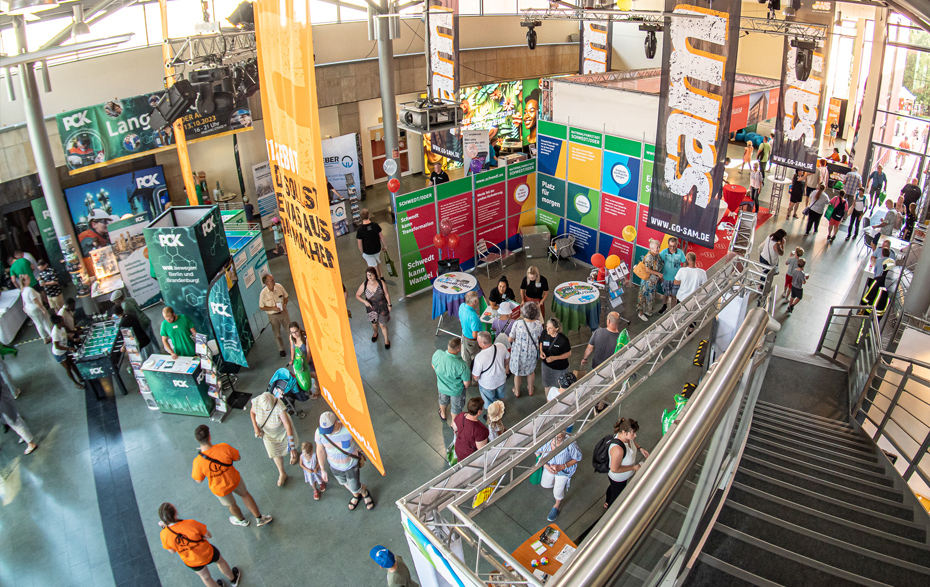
(254, 0), (383, 474)
(427, 4), (459, 102)
(580, 20), (612, 74)
(648, 1), (740, 248)
(772, 34), (826, 172)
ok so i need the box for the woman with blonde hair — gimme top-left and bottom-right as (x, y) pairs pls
(519, 265), (550, 318)
(250, 391), (300, 487)
(539, 317), (572, 388)
(637, 239), (664, 322)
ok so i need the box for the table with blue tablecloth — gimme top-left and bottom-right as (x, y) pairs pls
(431, 272), (486, 336)
(550, 281), (601, 333)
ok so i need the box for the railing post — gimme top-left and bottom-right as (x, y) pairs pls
(902, 429), (930, 481)
(815, 308), (836, 356)
(834, 313), (853, 360)
(875, 364), (913, 440)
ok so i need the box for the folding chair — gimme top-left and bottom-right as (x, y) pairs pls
(476, 239), (504, 279)
(547, 234), (576, 271)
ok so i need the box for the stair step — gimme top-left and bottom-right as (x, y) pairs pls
(743, 442), (890, 481)
(739, 456), (903, 503)
(755, 401), (856, 431)
(741, 451), (895, 493)
(748, 427), (883, 470)
(734, 470), (915, 522)
(750, 419), (875, 457)
(752, 407), (863, 438)
(717, 505), (930, 586)
(687, 557), (783, 587)
(726, 487), (930, 566)
(702, 526), (890, 587)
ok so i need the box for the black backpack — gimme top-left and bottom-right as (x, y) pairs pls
(592, 434), (624, 473)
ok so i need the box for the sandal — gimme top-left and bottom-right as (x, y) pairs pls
(439, 408), (446, 421)
(512, 388), (521, 398)
(313, 488), (321, 501)
(348, 495), (360, 510)
(277, 474), (288, 487)
(362, 489), (375, 510)
(24, 444), (37, 455)
(320, 482), (326, 492)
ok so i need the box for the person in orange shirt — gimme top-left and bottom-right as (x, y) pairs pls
(158, 502), (241, 587)
(191, 425), (273, 528)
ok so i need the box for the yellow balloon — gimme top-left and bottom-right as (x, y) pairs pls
(616, 0), (632, 9)
(605, 255), (621, 270)
(622, 225), (637, 242)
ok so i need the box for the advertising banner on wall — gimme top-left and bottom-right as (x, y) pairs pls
(322, 133), (365, 200)
(395, 187), (440, 297)
(427, 4), (459, 102)
(463, 129), (490, 175)
(251, 162), (278, 228)
(580, 20), (612, 74)
(537, 120), (568, 178)
(648, 1), (740, 249)
(772, 34), (826, 172)
(255, 0), (383, 473)
(506, 159), (537, 250)
(108, 214), (162, 307)
(29, 197), (68, 284)
(521, 78), (541, 145)
(55, 93), (252, 173)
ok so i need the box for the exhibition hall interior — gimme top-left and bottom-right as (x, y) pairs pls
(4, 0), (930, 586)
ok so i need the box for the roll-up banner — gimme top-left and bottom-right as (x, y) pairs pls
(580, 20), (612, 74)
(254, 0), (384, 474)
(108, 214), (162, 307)
(771, 36), (826, 172)
(208, 260), (253, 368)
(427, 3), (458, 102)
(647, 1), (740, 249)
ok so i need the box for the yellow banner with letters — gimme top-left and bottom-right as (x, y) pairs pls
(254, 0), (384, 474)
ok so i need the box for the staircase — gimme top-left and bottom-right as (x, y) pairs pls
(684, 400), (930, 587)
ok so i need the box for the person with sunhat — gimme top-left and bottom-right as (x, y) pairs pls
(369, 545), (418, 586)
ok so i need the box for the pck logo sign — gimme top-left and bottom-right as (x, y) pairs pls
(158, 234), (182, 247)
(173, 380), (189, 388)
(201, 216), (216, 236)
(62, 111), (90, 130)
(89, 367), (104, 375)
(210, 302), (231, 317)
(136, 174), (161, 188)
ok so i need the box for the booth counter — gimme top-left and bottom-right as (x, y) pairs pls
(141, 354), (213, 417)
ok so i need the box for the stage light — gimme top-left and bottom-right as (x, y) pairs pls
(791, 39), (816, 82)
(227, 1), (254, 29)
(783, 0), (800, 17)
(149, 80), (195, 130)
(233, 59), (259, 97)
(639, 24), (662, 60)
(71, 5), (90, 38)
(521, 20), (541, 51)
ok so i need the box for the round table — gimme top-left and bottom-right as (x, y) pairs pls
(550, 281), (601, 332)
(722, 184), (747, 215)
(431, 272), (484, 319)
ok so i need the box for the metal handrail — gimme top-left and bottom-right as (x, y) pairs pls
(551, 308), (774, 586)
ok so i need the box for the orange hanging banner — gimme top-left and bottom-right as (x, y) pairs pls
(254, 0), (384, 474)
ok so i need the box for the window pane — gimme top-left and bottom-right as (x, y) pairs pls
(878, 44), (930, 117)
(340, 6), (368, 22)
(872, 112), (928, 155)
(310, 0), (338, 24)
(459, 0), (481, 14)
(828, 36), (854, 99)
(482, 0), (517, 14)
(518, 0), (550, 10)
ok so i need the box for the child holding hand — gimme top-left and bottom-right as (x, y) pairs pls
(299, 441), (327, 500)
(787, 258), (809, 314)
(783, 247), (804, 302)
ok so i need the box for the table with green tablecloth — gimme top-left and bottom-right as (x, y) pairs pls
(550, 281), (601, 332)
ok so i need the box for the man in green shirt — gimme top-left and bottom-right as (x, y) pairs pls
(431, 338), (471, 423)
(757, 136), (772, 174)
(370, 545), (419, 587)
(159, 306), (197, 358)
(9, 251), (35, 290)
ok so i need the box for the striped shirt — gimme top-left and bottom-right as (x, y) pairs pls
(315, 426), (359, 471)
(843, 171), (862, 198)
(536, 439), (582, 477)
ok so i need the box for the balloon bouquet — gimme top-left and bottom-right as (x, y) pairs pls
(433, 218), (460, 260)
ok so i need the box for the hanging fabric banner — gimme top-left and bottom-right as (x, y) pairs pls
(579, 19), (611, 74)
(254, 0), (384, 474)
(427, 2), (459, 102)
(647, 1), (741, 249)
(207, 260), (253, 368)
(771, 34), (826, 172)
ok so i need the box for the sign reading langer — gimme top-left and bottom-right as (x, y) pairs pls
(254, 0), (384, 474)
(648, 2), (740, 249)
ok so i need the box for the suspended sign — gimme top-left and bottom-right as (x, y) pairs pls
(580, 20), (612, 74)
(647, 1), (741, 249)
(771, 36), (826, 173)
(427, 4), (458, 102)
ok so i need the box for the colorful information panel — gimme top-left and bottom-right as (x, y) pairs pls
(394, 161), (538, 297)
(536, 121), (567, 179)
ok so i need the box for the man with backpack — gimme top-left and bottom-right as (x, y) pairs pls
(592, 417), (650, 509)
(191, 425), (274, 528)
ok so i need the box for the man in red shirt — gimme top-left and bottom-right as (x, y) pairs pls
(452, 397), (489, 462)
(191, 425), (273, 528)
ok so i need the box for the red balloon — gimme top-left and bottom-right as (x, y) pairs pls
(433, 234), (447, 249)
(447, 233), (460, 248)
(591, 253), (606, 268)
(387, 178), (401, 193)
(439, 218), (453, 236)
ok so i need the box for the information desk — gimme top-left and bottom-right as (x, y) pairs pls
(511, 523), (577, 580)
(73, 320), (127, 399)
(141, 354), (214, 417)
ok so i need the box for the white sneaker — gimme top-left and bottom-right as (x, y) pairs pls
(638, 313), (648, 322)
(256, 514), (273, 527)
(229, 516), (250, 527)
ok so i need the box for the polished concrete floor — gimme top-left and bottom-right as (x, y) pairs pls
(0, 161), (874, 587)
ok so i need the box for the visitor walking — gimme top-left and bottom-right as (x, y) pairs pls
(509, 302), (543, 397)
(35, 259), (63, 311)
(757, 136), (771, 174)
(787, 171), (805, 218)
(458, 291), (482, 367)
(191, 425), (273, 527)
(539, 318), (571, 388)
(271, 217), (286, 255)
(19, 275), (51, 344)
(356, 209), (387, 279)
(356, 267), (392, 349)
(535, 431), (582, 521)
(826, 190), (849, 243)
(605, 418), (649, 508)
(519, 266), (549, 318)
(0, 377), (38, 455)
(250, 392), (300, 487)
(581, 311), (622, 369)
(157, 502), (242, 587)
(658, 237), (685, 313)
(847, 188), (868, 241)
(843, 166), (862, 201)
(299, 441), (326, 501)
(805, 183), (828, 235)
(636, 239), (664, 322)
(369, 546), (419, 587)
(50, 314), (83, 389)
(315, 412), (374, 510)
(805, 166), (820, 203)
(787, 258), (809, 315)
(452, 397), (489, 461)
(741, 140), (754, 172)
(783, 247), (804, 303)
(160, 306), (197, 358)
(259, 274), (290, 357)
(867, 164), (888, 210)
(432, 338), (471, 423)
(749, 161), (763, 211)
(472, 331), (510, 409)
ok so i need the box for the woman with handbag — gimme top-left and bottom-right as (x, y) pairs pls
(826, 189), (849, 242)
(805, 183), (828, 235)
(509, 301), (544, 397)
(315, 411), (374, 510)
(636, 239), (665, 322)
(250, 392), (300, 487)
(356, 267), (393, 349)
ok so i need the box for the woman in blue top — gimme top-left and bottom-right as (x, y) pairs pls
(658, 238), (686, 314)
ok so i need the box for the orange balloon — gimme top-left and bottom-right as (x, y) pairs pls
(590, 253), (606, 268)
(605, 255), (621, 270)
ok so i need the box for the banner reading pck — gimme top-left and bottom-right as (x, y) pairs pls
(647, 1), (740, 249)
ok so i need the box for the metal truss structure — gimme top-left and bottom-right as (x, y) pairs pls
(397, 218), (770, 587)
(164, 31), (256, 71)
(519, 9), (827, 41)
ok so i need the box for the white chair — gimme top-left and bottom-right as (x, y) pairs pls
(548, 234), (577, 271)
(476, 239), (505, 278)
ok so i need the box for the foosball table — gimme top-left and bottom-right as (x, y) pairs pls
(73, 320), (127, 399)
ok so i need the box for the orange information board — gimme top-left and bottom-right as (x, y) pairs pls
(254, 0), (384, 474)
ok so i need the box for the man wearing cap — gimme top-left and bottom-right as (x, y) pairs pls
(78, 209), (118, 256)
(432, 338), (471, 424)
(369, 545), (418, 587)
(259, 274), (290, 358)
(112, 289), (156, 347)
(472, 331), (510, 409)
(581, 312), (622, 370)
(315, 412), (374, 510)
(458, 291), (482, 367)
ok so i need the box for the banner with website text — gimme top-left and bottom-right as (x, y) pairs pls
(254, 0), (383, 474)
(427, 3), (459, 102)
(647, 1), (740, 249)
(771, 33), (826, 173)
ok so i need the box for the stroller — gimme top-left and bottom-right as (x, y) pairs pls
(267, 368), (310, 420)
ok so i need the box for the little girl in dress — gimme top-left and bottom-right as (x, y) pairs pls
(299, 441), (327, 500)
